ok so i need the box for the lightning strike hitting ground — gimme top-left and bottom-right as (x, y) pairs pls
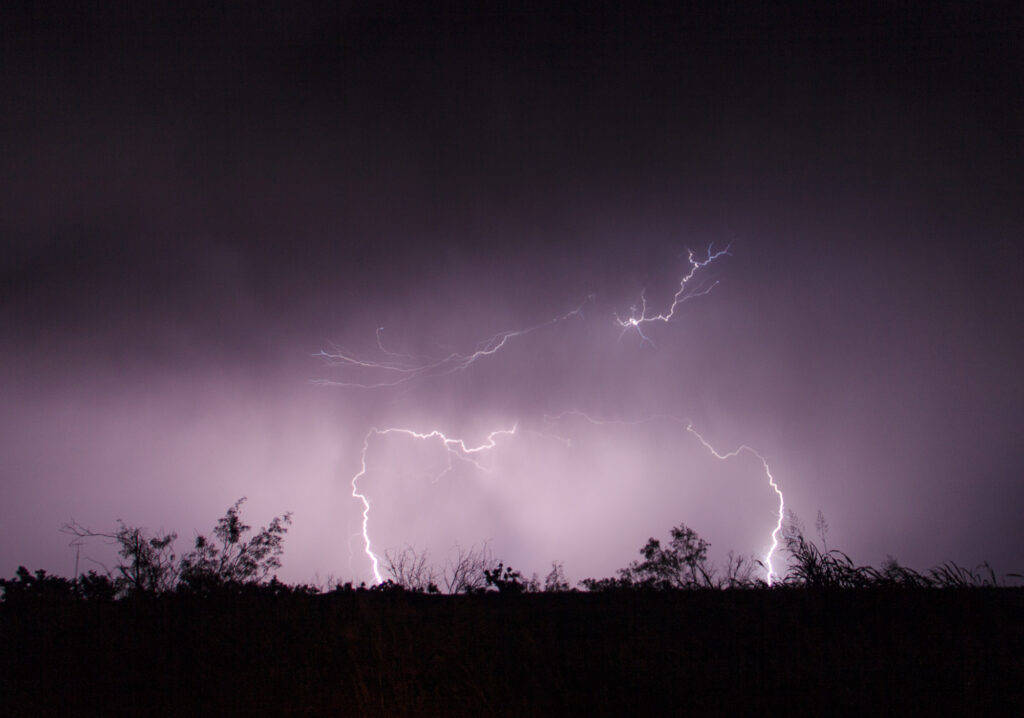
(684, 423), (785, 585)
(326, 249), (791, 587)
(350, 424), (517, 582)
(615, 244), (731, 345)
(315, 296), (593, 389)
(544, 411), (785, 585)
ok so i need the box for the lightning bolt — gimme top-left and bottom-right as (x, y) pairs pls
(315, 295), (593, 389)
(350, 424), (517, 583)
(326, 247), (792, 588)
(319, 245), (728, 387)
(615, 244), (731, 346)
(684, 424), (785, 586)
(544, 410), (785, 585)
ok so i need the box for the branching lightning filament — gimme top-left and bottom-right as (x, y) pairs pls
(684, 424), (785, 585)
(315, 296), (593, 389)
(327, 247), (793, 588)
(544, 410), (784, 585)
(615, 244), (731, 345)
(351, 425), (517, 582)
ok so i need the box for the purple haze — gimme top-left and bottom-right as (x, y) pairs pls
(1, 3), (1022, 586)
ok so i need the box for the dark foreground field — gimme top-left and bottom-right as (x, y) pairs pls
(2, 588), (1021, 716)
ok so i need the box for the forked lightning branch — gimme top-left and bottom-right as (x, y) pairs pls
(325, 246), (788, 585)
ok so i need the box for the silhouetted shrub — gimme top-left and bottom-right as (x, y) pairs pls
(178, 498), (292, 592)
(62, 498), (291, 597)
(582, 522), (723, 590)
(74, 570), (117, 601)
(484, 563), (532, 594)
(383, 545), (438, 592)
(382, 542), (502, 593)
(782, 511), (1013, 588)
(0, 567), (75, 605)
(543, 561), (571, 592)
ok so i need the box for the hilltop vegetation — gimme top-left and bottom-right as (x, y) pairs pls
(2, 503), (1021, 716)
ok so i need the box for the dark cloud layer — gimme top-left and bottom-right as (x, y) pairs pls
(2, 2), (1022, 584)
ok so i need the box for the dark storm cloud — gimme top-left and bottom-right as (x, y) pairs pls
(2, 2), (1022, 584)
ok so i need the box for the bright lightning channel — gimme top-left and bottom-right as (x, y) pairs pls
(615, 244), (731, 346)
(325, 247), (790, 586)
(351, 424), (517, 583)
(315, 295), (593, 389)
(544, 411), (785, 585)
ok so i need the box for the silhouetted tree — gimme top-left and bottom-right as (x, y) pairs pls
(73, 570), (117, 601)
(720, 551), (763, 589)
(63, 520), (179, 596)
(484, 563), (530, 594)
(1, 567), (119, 605)
(578, 575), (637, 592)
(620, 522), (715, 589)
(543, 561), (571, 592)
(384, 545), (439, 593)
(178, 498), (292, 591)
(63, 498), (291, 596)
(580, 522), (767, 590)
(443, 543), (500, 594)
(0, 567), (75, 605)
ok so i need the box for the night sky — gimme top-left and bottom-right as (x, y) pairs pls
(2, 2), (1022, 586)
